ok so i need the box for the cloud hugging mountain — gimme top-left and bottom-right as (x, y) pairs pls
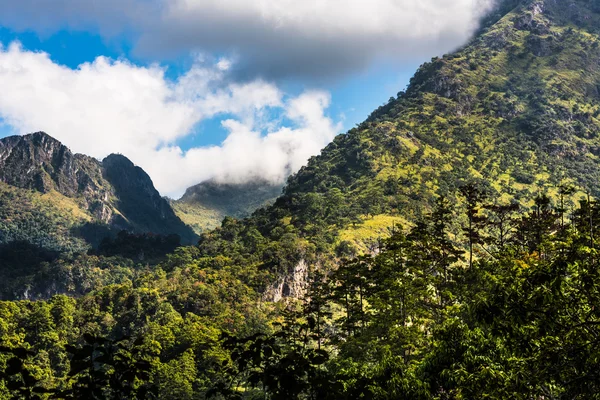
(0, 44), (340, 196)
(0, 0), (502, 198)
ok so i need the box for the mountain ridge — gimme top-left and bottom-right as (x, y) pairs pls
(4, 1), (600, 398)
(0, 132), (197, 249)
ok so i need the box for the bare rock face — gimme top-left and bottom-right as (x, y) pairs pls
(102, 154), (196, 241)
(484, 27), (512, 50)
(531, 1), (545, 16)
(0, 132), (107, 198)
(264, 259), (309, 302)
(514, 0), (546, 30)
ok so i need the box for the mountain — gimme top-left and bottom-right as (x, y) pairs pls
(0, 132), (197, 253)
(6, 2), (600, 398)
(194, 0), (600, 298)
(172, 180), (283, 233)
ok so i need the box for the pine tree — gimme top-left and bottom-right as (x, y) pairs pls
(460, 183), (488, 268)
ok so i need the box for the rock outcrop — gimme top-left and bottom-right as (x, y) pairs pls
(264, 259), (310, 302)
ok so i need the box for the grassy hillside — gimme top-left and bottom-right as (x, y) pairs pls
(0, 182), (92, 254)
(173, 180), (283, 234)
(171, 201), (224, 234)
(284, 0), (600, 225)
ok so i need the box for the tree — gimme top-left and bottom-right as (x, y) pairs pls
(303, 270), (332, 350)
(209, 307), (331, 400)
(459, 183), (488, 268)
(485, 202), (520, 251)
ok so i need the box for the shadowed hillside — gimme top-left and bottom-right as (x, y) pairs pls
(173, 179), (283, 233)
(0, 132), (197, 254)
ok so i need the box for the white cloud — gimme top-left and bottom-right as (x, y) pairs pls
(0, 43), (340, 197)
(0, 0), (497, 78)
(144, 91), (340, 195)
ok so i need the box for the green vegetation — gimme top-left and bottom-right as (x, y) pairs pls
(3, 190), (600, 398)
(6, 0), (600, 398)
(171, 201), (224, 235)
(0, 133), (197, 253)
(188, 0), (600, 288)
(0, 183), (91, 254)
(0, 247), (272, 398)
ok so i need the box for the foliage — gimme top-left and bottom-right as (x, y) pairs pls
(0, 248), (273, 398)
(185, 0), (600, 295)
(95, 231), (181, 263)
(7, 1), (600, 398)
(5, 190), (600, 398)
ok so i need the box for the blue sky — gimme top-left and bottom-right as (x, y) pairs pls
(0, 0), (495, 197)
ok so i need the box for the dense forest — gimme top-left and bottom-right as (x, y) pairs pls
(2, 188), (600, 399)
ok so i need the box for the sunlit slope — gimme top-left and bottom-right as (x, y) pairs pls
(197, 0), (600, 279)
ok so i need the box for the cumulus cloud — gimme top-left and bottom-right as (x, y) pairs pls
(149, 91), (339, 194)
(0, 43), (341, 197)
(0, 0), (497, 79)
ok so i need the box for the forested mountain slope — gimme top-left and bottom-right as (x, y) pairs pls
(283, 0), (600, 230)
(0, 132), (197, 253)
(4, 1), (600, 398)
(195, 0), (600, 294)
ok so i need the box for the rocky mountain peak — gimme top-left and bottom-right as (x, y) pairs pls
(102, 153), (173, 222)
(0, 133), (197, 243)
(0, 131), (104, 197)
